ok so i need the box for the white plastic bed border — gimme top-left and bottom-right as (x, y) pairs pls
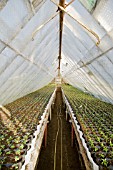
(21, 88), (56, 170)
(61, 88), (99, 170)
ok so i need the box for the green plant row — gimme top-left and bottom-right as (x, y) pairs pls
(0, 84), (55, 170)
(62, 84), (113, 169)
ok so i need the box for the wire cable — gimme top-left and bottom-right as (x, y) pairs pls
(60, 106), (63, 170)
(53, 105), (63, 170)
(54, 109), (60, 170)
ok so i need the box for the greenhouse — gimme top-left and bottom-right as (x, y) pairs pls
(0, 0), (113, 170)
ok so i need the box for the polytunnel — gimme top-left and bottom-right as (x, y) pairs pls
(0, 0), (113, 170)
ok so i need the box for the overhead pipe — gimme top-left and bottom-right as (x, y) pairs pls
(51, 0), (100, 46)
(57, 0), (65, 76)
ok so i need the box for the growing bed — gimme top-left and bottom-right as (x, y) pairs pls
(62, 84), (113, 170)
(0, 84), (55, 170)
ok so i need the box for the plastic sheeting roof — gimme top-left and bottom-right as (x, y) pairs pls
(0, 0), (113, 105)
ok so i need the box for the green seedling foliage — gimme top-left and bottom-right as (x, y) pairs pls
(0, 135), (5, 141)
(1, 145), (5, 149)
(103, 146), (108, 153)
(101, 158), (108, 167)
(12, 164), (19, 169)
(110, 151), (113, 158)
(15, 156), (20, 161)
(15, 149), (21, 155)
(9, 136), (13, 140)
(94, 146), (98, 152)
(110, 140), (113, 147)
(19, 144), (24, 149)
(99, 153), (105, 158)
(101, 142), (104, 148)
(6, 150), (11, 155)
(97, 137), (101, 142)
(0, 150), (2, 156)
(14, 138), (20, 144)
(10, 145), (15, 149)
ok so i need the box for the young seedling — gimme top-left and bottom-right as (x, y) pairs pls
(101, 158), (108, 167)
(110, 140), (113, 147)
(104, 135), (108, 142)
(4, 133), (8, 137)
(9, 136), (13, 140)
(10, 144), (15, 149)
(15, 156), (20, 162)
(0, 135), (5, 141)
(12, 164), (19, 169)
(94, 146), (98, 152)
(1, 145), (5, 149)
(14, 130), (17, 135)
(109, 151), (113, 158)
(19, 144), (24, 150)
(101, 142), (104, 148)
(6, 138), (11, 145)
(103, 146), (108, 153)
(99, 153), (105, 158)
(15, 149), (21, 155)
(0, 150), (2, 156)
(23, 135), (28, 140)
(110, 134), (113, 139)
(14, 138), (20, 144)
(97, 137), (101, 142)
(89, 139), (94, 148)
(6, 150), (12, 155)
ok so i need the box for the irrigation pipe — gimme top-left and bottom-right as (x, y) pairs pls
(32, 12), (59, 40)
(50, 0), (100, 46)
(32, 0), (74, 40)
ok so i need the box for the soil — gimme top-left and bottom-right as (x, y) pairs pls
(36, 87), (86, 170)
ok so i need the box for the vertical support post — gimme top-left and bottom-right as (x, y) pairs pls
(71, 124), (74, 147)
(44, 124), (47, 148)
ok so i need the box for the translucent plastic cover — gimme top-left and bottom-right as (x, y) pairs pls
(0, 0), (113, 104)
(0, 0), (58, 104)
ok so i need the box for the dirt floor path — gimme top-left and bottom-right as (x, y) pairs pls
(36, 88), (85, 170)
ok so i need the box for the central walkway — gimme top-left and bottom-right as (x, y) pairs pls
(37, 87), (85, 170)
